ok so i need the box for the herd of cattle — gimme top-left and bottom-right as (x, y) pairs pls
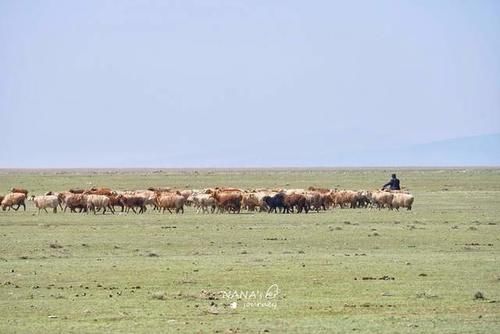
(0, 186), (414, 214)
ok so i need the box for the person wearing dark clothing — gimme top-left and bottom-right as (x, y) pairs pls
(382, 174), (401, 190)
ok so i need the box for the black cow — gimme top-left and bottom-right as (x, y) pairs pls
(263, 193), (287, 213)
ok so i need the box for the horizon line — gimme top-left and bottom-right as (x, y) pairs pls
(1, 165), (499, 172)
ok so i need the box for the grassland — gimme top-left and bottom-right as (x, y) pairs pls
(0, 168), (499, 333)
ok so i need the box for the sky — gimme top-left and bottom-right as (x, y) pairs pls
(1, 0), (499, 167)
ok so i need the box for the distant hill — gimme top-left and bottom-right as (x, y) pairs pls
(334, 133), (500, 166)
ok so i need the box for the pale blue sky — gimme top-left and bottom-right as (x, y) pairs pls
(1, 0), (499, 167)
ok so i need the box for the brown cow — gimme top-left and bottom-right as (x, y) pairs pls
(213, 191), (242, 213)
(305, 191), (323, 212)
(84, 187), (114, 196)
(156, 193), (185, 214)
(130, 190), (159, 210)
(69, 188), (85, 194)
(64, 194), (87, 213)
(108, 195), (124, 212)
(1, 193), (26, 211)
(242, 193), (260, 211)
(179, 189), (193, 201)
(119, 195), (147, 214)
(331, 190), (360, 208)
(11, 188), (29, 197)
(284, 193), (309, 213)
(207, 187), (244, 194)
(320, 192), (333, 210)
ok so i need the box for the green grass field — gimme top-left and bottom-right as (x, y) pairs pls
(0, 169), (499, 333)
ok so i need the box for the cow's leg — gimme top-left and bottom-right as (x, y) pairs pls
(53, 207), (57, 213)
(44, 208), (48, 213)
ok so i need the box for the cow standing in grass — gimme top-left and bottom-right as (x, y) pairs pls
(1, 193), (26, 211)
(156, 192), (185, 214)
(370, 191), (394, 210)
(30, 195), (60, 214)
(63, 194), (87, 213)
(213, 190), (242, 213)
(119, 195), (147, 214)
(285, 193), (309, 213)
(85, 195), (114, 215)
(263, 193), (287, 213)
(391, 193), (414, 211)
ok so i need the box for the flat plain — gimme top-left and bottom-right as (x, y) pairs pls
(0, 168), (499, 333)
